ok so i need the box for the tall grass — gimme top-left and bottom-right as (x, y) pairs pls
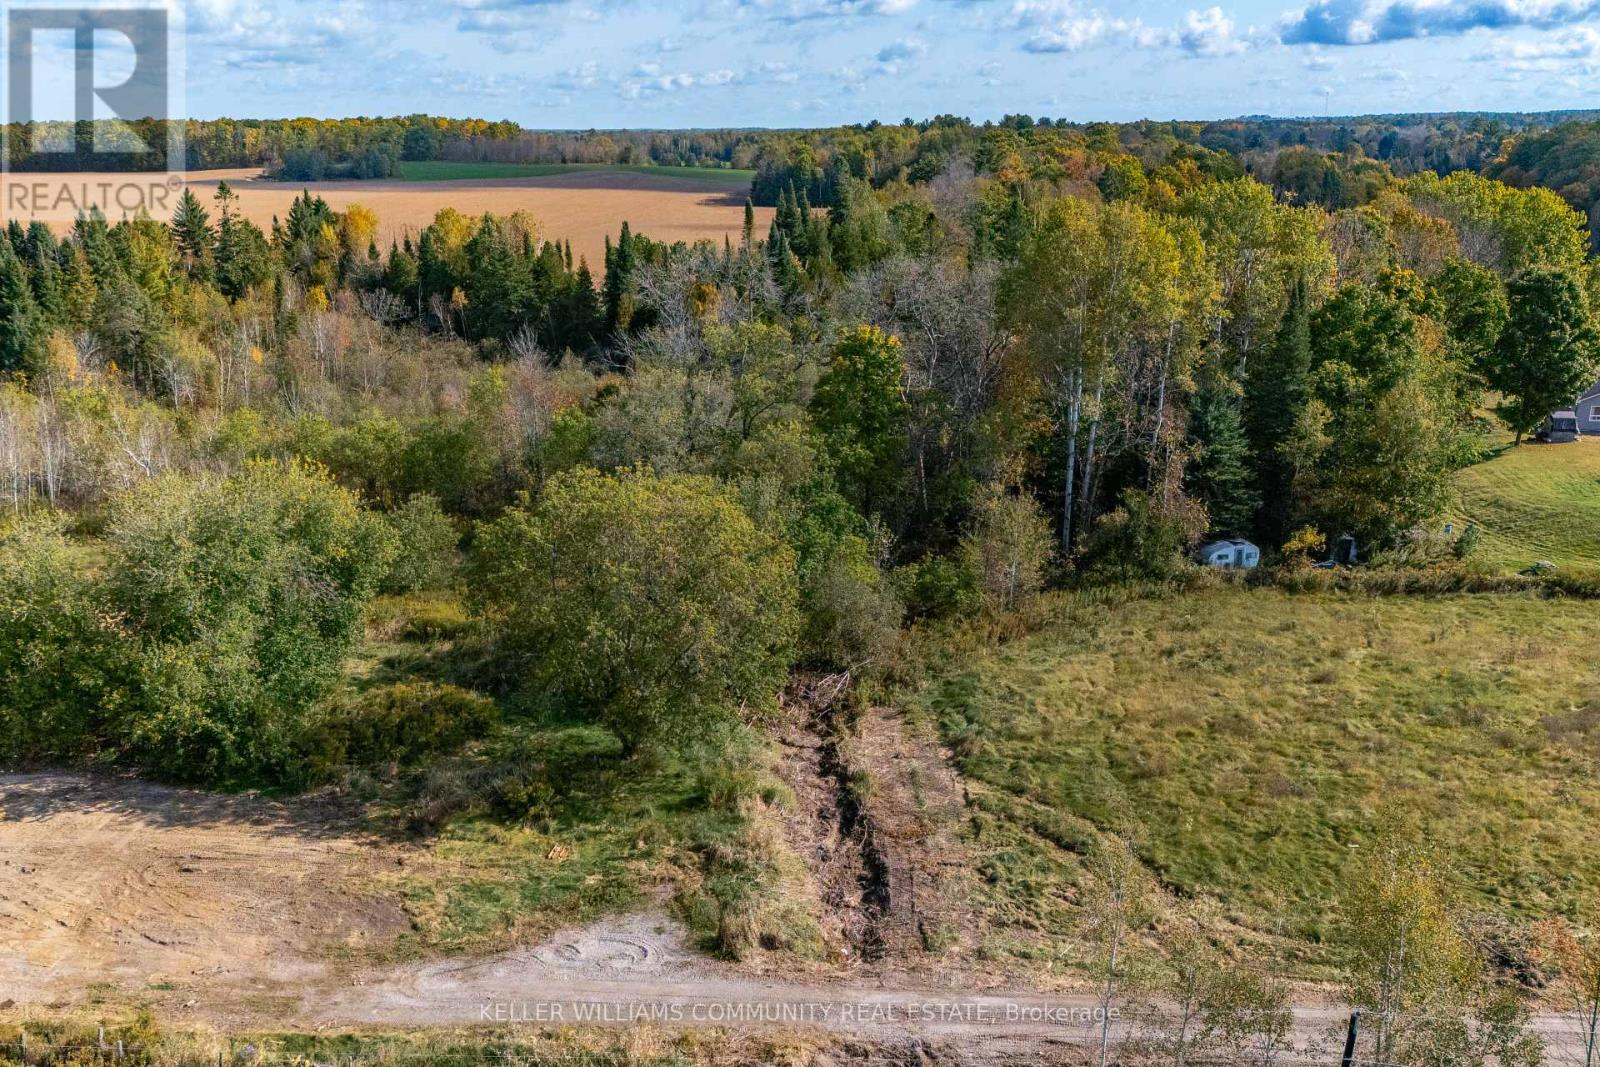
(899, 584), (1600, 974)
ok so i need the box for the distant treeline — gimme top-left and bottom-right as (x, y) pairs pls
(10, 110), (1600, 245)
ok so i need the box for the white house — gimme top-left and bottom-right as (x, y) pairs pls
(1198, 538), (1260, 569)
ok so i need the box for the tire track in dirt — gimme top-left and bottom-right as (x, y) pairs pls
(0, 772), (411, 1002)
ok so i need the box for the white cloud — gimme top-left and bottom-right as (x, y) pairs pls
(1281, 0), (1600, 47)
(1174, 7), (1249, 56)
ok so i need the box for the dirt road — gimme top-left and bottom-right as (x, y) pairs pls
(2, 772), (1594, 1064)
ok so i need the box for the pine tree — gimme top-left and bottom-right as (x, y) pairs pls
(1185, 388), (1260, 538)
(170, 188), (215, 281)
(1245, 276), (1313, 544)
(603, 222), (635, 334)
(0, 245), (46, 376)
(742, 198), (756, 248)
(62, 246), (97, 333)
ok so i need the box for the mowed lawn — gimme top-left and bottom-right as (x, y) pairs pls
(1454, 439), (1600, 572)
(396, 161), (756, 186)
(909, 588), (1600, 966)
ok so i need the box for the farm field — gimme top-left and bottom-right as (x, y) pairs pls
(0, 167), (769, 272)
(1452, 438), (1600, 573)
(903, 586), (1600, 972)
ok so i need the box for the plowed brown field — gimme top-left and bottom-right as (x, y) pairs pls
(0, 168), (771, 272)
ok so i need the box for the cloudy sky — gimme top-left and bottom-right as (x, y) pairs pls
(175, 0), (1600, 126)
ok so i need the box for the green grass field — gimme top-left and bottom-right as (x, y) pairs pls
(905, 586), (1600, 971)
(395, 161), (756, 185)
(1453, 439), (1600, 572)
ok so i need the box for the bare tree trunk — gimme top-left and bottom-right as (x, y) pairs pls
(1080, 375), (1107, 536)
(1098, 925), (1120, 1067)
(1063, 366), (1082, 552)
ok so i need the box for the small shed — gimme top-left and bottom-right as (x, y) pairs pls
(1198, 538), (1260, 569)
(1539, 410), (1580, 443)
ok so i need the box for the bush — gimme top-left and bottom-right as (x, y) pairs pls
(1080, 490), (1206, 582)
(381, 494), (459, 594)
(471, 468), (799, 752)
(799, 533), (903, 668)
(960, 484), (1055, 612)
(896, 555), (982, 619)
(0, 461), (397, 785)
(0, 520), (119, 761)
(314, 682), (497, 770)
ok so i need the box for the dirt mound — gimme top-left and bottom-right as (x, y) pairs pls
(0, 772), (412, 1008)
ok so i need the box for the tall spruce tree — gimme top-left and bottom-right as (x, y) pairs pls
(1244, 276), (1312, 545)
(1185, 388), (1260, 537)
(0, 245), (46, 376)
(170, 188), (215, 281)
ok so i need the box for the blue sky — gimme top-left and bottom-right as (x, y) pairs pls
(177, 0), (1600, 126)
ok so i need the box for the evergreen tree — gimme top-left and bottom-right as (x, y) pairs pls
(62, 246), (98, 333)
(170, 188), (216, 281)
(1244, 276), (1312, 544)
(603, 222), (635, 334)
(215, 212), (273, 300)
(1184, 388), (1259, 537)
(0, 245), (46, 376)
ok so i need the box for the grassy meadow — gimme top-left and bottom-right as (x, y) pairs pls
(1453, 439), (1600, 572)
(904, 585), (1600, 971)
(394, 161), (757, 185)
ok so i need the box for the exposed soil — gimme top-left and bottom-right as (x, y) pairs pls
(773, 676), (978, 967)
(773, 674), (884, 962)
(842, 706), (978, 960)
(0, 168), (773, 276)
(1, 771), (1594, 1065)
(0, 772), (411, 1010)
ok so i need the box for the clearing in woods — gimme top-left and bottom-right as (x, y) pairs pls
(0, 168), (771, 274)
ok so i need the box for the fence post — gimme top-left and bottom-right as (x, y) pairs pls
(1339, 1010), (1361, 1067)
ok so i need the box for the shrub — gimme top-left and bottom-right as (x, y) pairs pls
(895, 555), (982, 619)
(799, 533), (903, 668)
(0, 519), (119, 761)
(1080, 490), (1207, 582)
(0, 461), (397, 785)
(471, 467), (799, 752)
(315, 682), (497, 769)
(381, 494), (459, 594)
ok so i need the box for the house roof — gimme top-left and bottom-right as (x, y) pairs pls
(1200, 538), (1258, 553)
